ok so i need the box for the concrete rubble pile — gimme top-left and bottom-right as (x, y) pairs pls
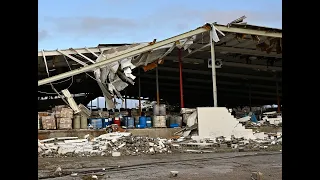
(173, 107), (282, 152)
(38, 132), (173, 158)
(171, 131), (282, 153)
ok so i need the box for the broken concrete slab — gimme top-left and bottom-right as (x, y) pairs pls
(197, 107), (256, 140)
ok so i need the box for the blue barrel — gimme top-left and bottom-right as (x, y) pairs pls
(123, 117), (128, 127)
(88, 118), (94, 125)
(101, 118), (107, 128)
(91, 118), (103, 129)
(169, 123), (179, 128)
(127, 117), (134, 128)
(108, 118), (113, 125)
(139, 116), (147, 128)
(146, 117), (152, 128)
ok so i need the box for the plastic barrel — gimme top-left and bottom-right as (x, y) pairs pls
(113, 117), (121, 126)
(108, 118), (113, 125)
(127, 117), (134, 129)
(121, 117), (125, 127)
(80, 114), (88, 129)
(73, 115), (81, 129)
(101, 118), (107, 128)
(146, 116), (152, 128)
(139, 116), (147, 128)
(91, 118), (102, 129)
(169, 115), (177, 128)
(123, 117), (128, 127)
(169, 123), (179, 128)
(176, 116), (182, 127)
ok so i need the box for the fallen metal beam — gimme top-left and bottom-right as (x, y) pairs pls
(56, 50), (88, 66)
(38, 24), (213, 86)
(215, 24), (282, 38)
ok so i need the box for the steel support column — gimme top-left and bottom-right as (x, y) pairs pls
(125, 90), (127, 109)
(138, 68), (142, 115)
(249, 83), (252, 110)
(156, 66), (160, 105)
(178, 49), (185, 108)
(276, 82), (280, 112)
(210, 30), (218, 107)
(97, 97), (99, 109)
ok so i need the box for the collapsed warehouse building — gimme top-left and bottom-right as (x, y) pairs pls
(38, 21), (282, 111)
(38, 19), (282, 146)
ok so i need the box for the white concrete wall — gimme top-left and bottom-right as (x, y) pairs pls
(197, 107), (255, 140)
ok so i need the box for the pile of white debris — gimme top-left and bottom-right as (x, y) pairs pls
(38, 132), (173, 158)
(38, 130), (282, 158)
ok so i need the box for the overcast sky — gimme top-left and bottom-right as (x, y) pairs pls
(38, 0), (282, 50)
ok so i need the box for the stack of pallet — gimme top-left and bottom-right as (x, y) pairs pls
(56, 107), (73, 129)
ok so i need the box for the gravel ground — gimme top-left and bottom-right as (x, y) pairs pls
(38, 151), (282, 180)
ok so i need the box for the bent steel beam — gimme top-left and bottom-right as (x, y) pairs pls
(38, 24), (213, 86)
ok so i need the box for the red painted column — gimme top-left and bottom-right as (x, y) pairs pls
(178, 49), (184, 108)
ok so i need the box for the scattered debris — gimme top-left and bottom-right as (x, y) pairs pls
(53, 166), (62, 176)
(70, 173), (78, 177)
(170, 171), (179, 178)
(251, 172), (263, 180)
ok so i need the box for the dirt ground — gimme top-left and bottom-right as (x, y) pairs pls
(38, 151), (282, 180)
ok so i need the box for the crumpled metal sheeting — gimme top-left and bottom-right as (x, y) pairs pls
(108, 83), (123, 99)
(100, 67), (109, 84)
(109, 76), (129, 92)
(120, 58), (135, 70)
(98, 44), (143, 62)
(117, 70), (135, 85)
(123, 67), (136, 80)
(131, 48), (167, 67)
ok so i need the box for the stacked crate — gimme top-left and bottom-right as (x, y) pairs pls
(41, 114), (57, 130)
(56, 107), (73, 130)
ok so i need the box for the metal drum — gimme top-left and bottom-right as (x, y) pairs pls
(153, 104), (160, 116)
(73, 115), (81, 129)
(153, 115), (166, 128)
(80, 113), (88, 129)
(159, 104), (166, 116)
